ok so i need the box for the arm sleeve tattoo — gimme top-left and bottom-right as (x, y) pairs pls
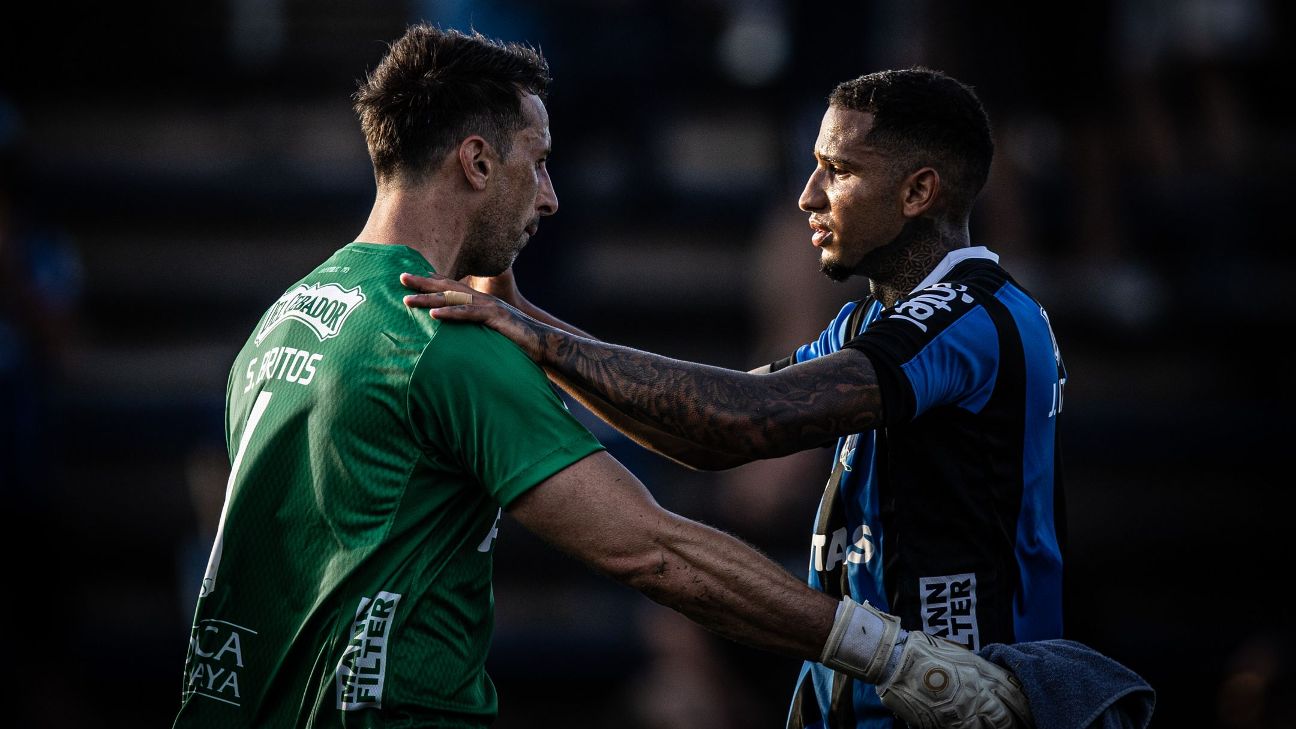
(528, 322), (886, 459)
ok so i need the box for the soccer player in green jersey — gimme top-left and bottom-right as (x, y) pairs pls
(174, 25), (1030, 729)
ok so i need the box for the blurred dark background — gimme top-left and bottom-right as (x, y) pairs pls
(2, 1), (1293, 727)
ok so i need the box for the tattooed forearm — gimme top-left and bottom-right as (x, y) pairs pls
(523, 320), (885, 459)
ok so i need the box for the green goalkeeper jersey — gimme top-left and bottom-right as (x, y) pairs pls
(174, 243), (604, 728)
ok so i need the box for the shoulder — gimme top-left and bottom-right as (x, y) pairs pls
(425, 320), (538, 363)
(413, 320), (550, 391)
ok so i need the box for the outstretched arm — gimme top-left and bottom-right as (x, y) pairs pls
(511, 452), (1034, 728)
(403, 272), (884, 461)
(510, 451), (835, 658)
(526, 333), (882, 458)
(456, 271), (753, 469)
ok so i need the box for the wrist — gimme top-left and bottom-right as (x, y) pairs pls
(820, 598), (908, 684)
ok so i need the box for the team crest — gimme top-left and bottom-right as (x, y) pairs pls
(255, 282), (366, 345)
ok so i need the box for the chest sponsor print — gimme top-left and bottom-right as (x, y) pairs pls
(919, 573), (980, 650)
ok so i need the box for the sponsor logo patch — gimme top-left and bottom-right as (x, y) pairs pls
(886, 283), (975, 332)
(255, 282), (366, 345)
(811, 523), (876, 571)
(184, 619), (259, 707)
(337, 591), (401, 710)
(919, 573), (980, 650)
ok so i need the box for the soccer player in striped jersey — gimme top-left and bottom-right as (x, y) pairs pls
(176, 28), (1028, 729)
(405, 69), (1063, 729)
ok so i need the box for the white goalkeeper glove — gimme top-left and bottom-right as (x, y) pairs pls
(821, 598), (1033, 729)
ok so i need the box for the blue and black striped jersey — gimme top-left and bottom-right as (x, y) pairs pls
(776, 248), (1067, 729)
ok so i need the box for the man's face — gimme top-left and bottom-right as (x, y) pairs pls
(798, 107), (906, 281)
(462, 93), (558, 277)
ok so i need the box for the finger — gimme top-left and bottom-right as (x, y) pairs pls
(426, 305), (479, 320)
(404, 297), (490, 321)
(404, 289), (486, 309)
(399, 271), (453, 292)
(441, 290), (472, 306)
(403, 292), (460, 310)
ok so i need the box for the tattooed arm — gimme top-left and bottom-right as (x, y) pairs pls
(402, 272), (885, 462)
(543, 366), (757, 469)
(442, 271), (757, 469)
(525, 325), (883, 458)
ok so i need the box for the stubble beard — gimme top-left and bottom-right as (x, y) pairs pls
(819, 254), (856, 282)
(461, 203), (525, 278)
(819, 217), (944, 288)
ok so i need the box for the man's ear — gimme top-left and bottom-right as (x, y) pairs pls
(458, 136), (494, 191)
(900, 167), (940, 218)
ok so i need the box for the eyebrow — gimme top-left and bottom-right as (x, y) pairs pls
(815, 151), (854, 168)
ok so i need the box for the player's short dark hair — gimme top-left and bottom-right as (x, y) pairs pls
(829, 68), (993, 216)
(353, 25), (550, 185)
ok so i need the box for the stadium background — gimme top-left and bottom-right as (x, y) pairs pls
(1, 1), (1292, 726)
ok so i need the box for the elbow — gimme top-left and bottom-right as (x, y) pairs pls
(592, 520), (686, 592)
(598, 547), (671, 590)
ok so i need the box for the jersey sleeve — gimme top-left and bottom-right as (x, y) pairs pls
(768, 301), (862, 372)
(843, 283), (999, 425)
(408, 322), (606, 508)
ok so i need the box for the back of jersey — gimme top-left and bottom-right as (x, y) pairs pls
(175, 243), (507, 727)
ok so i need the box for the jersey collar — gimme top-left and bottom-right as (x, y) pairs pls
(910, 246), (999, 293)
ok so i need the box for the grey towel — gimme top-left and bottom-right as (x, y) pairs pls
(979, 640), (1155, 729)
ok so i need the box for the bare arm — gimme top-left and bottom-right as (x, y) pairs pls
(542, 368), (754, 470)
(441, 272), (766, 469)
(525, 333), (881, 457)
(403, 272), (884, 459)
(508, 451), (835, 659)
(512, 452), (1036, 728)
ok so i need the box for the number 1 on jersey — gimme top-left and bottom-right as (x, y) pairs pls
(200, 391), (273, 598)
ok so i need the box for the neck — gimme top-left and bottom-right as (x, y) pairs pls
(354, 184), (469, 277)
(862, 217), (970, 308)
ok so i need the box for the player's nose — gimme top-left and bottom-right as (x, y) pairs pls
(538, 167), (558, 216)
(799, 168), (826, 212)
